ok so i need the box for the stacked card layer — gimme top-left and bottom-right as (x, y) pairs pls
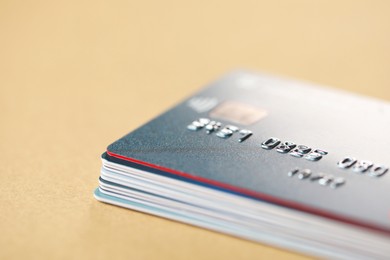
(95, 153), (389, 259)
(95, 71), (390, 259)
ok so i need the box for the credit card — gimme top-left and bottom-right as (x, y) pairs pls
(95, 71), (390, 259)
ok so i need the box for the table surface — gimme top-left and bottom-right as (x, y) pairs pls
(1, 1), (390, 259)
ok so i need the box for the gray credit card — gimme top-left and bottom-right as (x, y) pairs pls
(98, 71), (390, 258)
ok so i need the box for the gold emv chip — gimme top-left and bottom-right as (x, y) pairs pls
(209, 100), (267, 125)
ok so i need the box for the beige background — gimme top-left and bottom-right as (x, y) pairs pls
(1, 1), (390, 259)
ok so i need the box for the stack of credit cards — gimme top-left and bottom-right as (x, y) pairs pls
(94, 71), (390, 259)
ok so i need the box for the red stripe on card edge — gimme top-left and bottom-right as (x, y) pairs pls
(107, 150), (390, 236)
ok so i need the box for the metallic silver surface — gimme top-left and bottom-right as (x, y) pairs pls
(108, 71), (390, 232)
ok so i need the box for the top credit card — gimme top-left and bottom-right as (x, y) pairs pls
(107, 71), (390, 234)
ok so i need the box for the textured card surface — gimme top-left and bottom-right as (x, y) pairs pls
(106, 71), (390, 233)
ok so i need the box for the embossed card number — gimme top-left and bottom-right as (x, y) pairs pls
(288, 168), (346, 189)
(337, 157), (388, 177)
(187, 118), (253, 143)
(261, 137), (327, 162)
